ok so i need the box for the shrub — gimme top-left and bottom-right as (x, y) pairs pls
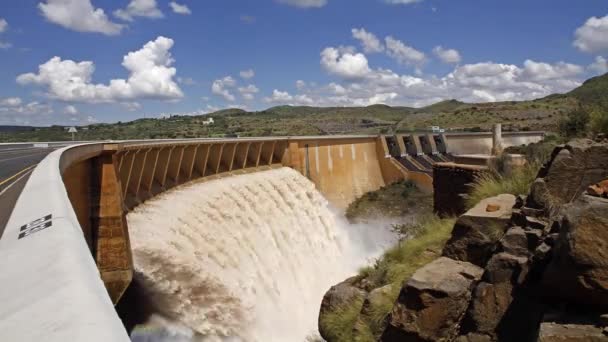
(466, 162), (540, 209)
(558, 108), (589, 138)
(590, 108), (608, 135)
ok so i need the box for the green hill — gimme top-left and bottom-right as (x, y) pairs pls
(568, 72), (608, 109)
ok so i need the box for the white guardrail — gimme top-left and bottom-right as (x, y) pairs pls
(0, 144), (130, 341)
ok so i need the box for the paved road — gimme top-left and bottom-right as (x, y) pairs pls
(0, 145), (56, 238)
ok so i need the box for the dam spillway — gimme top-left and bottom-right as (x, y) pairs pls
(0, 132), (545, 342)
(126, 167), (392, 341)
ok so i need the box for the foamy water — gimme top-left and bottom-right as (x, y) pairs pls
(127, 167), (393, 341)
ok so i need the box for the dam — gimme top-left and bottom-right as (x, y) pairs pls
(0, 132), (543, 341)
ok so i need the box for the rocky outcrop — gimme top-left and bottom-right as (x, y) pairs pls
(527, 140), (608, 210)
(442, 194), (516, 267)
(381, 257), (483, 341)
(542, 194), (608, 309)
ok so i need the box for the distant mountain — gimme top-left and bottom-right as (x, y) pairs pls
(0, 125), (36, 132)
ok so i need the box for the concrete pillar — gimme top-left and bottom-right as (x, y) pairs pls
(492, 123), (503, 155)
(193, 144), (210, 177)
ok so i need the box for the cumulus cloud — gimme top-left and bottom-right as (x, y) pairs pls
(169, 2), (191, 15)
(589, 56), (608, 75)
(276, 0), (327, 8)
(38, 0), (124, 35)
(0, 18), (7, 33)
(114, 0), (163, 22)
(433, 46), (462, 64)
(63, 104), (78, 114)
(0, 97), (22, 106)
(0, 101), (54, 125)
(291, 48), (586, 107)
(352, 28), (384, 53)
(321, 47), (371, 79)
(264, 89), (314, 105)
(385, 36), (426, 67)
(17, 36), (183, 103)
(211, 76), (237, 101)
(240, 69), (255, 79)
(574, 15), (608, 53)
(238, 84), (259, 100)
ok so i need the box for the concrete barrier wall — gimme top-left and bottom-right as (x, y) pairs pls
(0, 144), (130, 342)
(444, 132), (544, 155)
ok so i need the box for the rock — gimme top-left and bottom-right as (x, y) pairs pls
(461, 252), (531, 338)
(526, 216), (549, 231)
(529, 140), (608, 209)
(588, 184), (605, 197)
(515, 195), (526, 209)
(600, 314), (608, 326)
(381, 257), (483, 342)
(455, 333), (492, 342)
(522, 206), (545, 218)
(499, 227), (530, 257)
(525, 229), (543, 250)
(443, 194), (516, 267)
(484, 252), (529, 285)
(319, 277), (366, 341)
(538, 322), (608, 341)
(486, 204), (500, 212)
(359, 284), (394, 334)
(542, 195), (608, 309)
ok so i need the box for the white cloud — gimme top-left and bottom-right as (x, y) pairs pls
(0, 42), (12, 49)
(276, 0), (327, 8)
(0, 97), (22, 106)
(211, 76), (237, 101)
(0, 18), (7, 33)
(384, 0), (424, 5)
(385, 36), (426, 67)
(240, 69), (255, 79)
(520, 60), (583, 81)
(17, 36), (183, 103)
(38, 0), (124, 35)
(296, 80), (307, 89)
(64, 104), (78, 114)
(433, 46), (462, 64)
(238, 84), (259, 100)
(169, 2), (191, 15)
(0, 101), (54, 125)
(352, 28), (384, 53)
(310, 47), (587, 107)
(321, 47), (371, 79)
(114, 0), (163, 22)
(264, 89), (314, 105)
(240, 15), (256, 24)
(589, 56), (608, 75)
(574, 15), (608, 53)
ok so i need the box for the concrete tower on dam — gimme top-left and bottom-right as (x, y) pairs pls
(0, 131), (543, 342)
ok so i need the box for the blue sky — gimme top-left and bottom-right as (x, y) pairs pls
(0, 0), (607, 125)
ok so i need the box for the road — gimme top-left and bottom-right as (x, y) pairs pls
(0, 145), (56, 238)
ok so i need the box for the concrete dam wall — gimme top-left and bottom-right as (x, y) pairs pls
(0, 131), (544, 341)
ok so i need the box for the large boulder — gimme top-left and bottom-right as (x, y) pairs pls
(318, 277), (366, 341)
(527, 139), (608, 209)
(542, 195), (608, 309)
(381, 257), (484, 342)
(443, 194), (516, 267)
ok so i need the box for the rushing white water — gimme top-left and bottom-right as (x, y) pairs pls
(127, 167), (393, 342)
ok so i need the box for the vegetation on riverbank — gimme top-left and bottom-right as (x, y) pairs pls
(319, 215), (456, 341)
(345, 180), (432, 225)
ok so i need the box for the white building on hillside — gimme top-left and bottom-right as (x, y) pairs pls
(202, 117), (214, 125)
